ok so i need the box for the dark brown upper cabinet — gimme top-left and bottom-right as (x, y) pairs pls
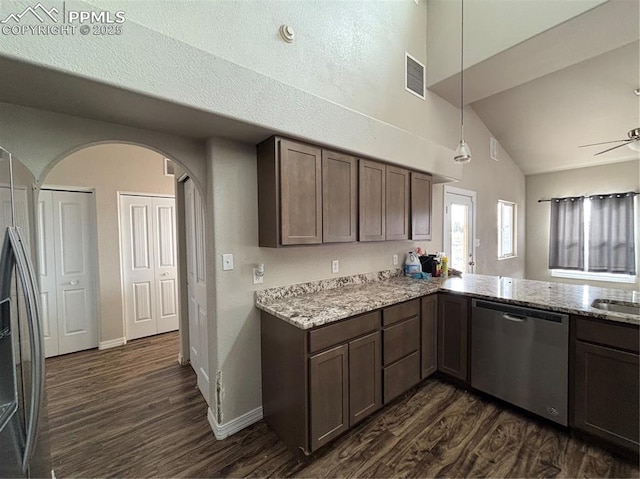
(322, 150), (357, 243)
(257, 137), (322, 246)
(411, 172), (433, 240)
(359, 160), (386, 241)
(386, 166), (410, 241)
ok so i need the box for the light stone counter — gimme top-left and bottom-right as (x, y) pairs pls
(255, 272), (640, 330)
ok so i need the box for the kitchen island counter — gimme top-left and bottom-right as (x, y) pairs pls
(256, 272), (639, 329)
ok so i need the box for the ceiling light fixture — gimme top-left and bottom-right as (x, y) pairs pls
(454, 0), (471, 164)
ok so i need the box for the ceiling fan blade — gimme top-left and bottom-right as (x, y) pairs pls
(579, 139), (629, 148)
(594, 142), (631, 156)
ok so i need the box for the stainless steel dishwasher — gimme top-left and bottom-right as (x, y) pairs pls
(471, 299), (569, 426)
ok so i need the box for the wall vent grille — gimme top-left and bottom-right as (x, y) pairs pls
(405, 53), (425, 100)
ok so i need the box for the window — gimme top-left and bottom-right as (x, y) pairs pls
(549, 193), (637, 283)
(498, 200), (517, 259)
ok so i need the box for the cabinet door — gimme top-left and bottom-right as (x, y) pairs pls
(421, 295), (437, 379)
(309, 344), (349, 451)
(359, 160), (386, 241)
(437, 294), (469, 381)
(349, 332), (381, 426)
(322, 150), (357, 243)
(574, 341), (639, 451)
(386, 166), (410, 240)
(411, 172), (432, 240)
(279, 139), (322, 245)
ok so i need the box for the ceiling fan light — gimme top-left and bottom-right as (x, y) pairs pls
(628, 140), (640, 152)
(454, 140), (472, 164)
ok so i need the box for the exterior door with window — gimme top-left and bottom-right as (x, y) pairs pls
(444, 187), (476, 273)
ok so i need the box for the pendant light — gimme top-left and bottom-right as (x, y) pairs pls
(454, 0), (471, 164)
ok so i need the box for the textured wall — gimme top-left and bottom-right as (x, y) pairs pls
(45, 144), (176, 342)
(526, 160), (640, 291)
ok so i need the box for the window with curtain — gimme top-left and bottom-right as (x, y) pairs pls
(588, 193), (636, 275)
(548, 197), (584, 270)
(549, 192), (637, 280)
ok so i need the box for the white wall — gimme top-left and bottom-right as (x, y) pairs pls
(44, 144), (175, 342)
(526, 160), (640, 291)
(426, 0), (606, 85)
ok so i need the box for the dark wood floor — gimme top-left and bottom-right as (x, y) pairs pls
(46, 332), (639, 478)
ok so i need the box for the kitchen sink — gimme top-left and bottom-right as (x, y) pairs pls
(591, 299), (640, 316)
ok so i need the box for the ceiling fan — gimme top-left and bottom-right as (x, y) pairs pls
(579, 127), (640, 156)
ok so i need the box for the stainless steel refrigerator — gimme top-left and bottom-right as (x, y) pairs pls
(0, 148), (51, 478)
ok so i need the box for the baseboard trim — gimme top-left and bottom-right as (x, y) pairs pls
(207, 406), (263, 440)
(177, 353), (188, 366)
(98, 337), (127, 350)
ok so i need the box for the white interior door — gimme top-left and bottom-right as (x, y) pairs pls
(444, 187), (476, 274)
(185, 179), (209, 404)
(38, 189), (99, 356)
(120, 194), (178, 341)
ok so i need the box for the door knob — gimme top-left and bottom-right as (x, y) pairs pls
(468, 261), (475, 266)
(69, 280), (79, 285)
(161, 272), (169, 276)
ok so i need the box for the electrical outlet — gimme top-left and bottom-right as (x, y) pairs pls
(222, 253), (234, 271)
(252, 267), (264, 284)
(393, 254), (398, 265)
(331, 259), (339, 274)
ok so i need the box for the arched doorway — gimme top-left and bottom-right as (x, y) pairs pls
(37, 142), (209, 399)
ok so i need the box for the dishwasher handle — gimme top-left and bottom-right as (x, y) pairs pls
(502, 313), (527, 322)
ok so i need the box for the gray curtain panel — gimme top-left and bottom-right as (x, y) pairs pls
(549, 197), (584, 270)
(588, 193), (636, 275)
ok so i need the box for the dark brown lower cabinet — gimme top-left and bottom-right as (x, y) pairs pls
(421, 295), (437, 379)
(437, 294), (469, 382)
(349, 332), (382, 425)
(309, 344), (349, 451)
(573, 341), (639, 451)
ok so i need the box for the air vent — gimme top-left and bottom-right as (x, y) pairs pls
(405, 53), (425, 100)
(490, 137), (499, 161)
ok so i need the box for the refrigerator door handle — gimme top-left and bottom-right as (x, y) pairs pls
(7, 227), (45, 472)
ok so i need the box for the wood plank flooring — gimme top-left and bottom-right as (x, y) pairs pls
(46, 332), (639, 478)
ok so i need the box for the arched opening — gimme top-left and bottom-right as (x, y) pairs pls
(37, 142), (211, 474)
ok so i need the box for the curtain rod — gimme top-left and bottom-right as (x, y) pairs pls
(538, 191), (639, 203)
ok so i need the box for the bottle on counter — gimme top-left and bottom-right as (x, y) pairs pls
(404, 251), (421, 276)
(442, 255), (449, 277)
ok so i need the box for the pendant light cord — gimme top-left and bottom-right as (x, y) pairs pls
(460, 0), (464, 142)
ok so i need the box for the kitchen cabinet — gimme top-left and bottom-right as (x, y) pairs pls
(322, 150), (357, 243)
(572, 316), (639, 452)
(261, 310), (381, 455)
(257, 137), (322, 246)
(411, 172), (433, 240)
(421, 295), (437, 379)
(348, 332), (382, 426)
(437, 294), (469, 382)
(258, 136), (434, 246)
(359, 159), (386, 241)
(382, 299), (421, 402)
(309, 344), (349, 451)
(385, 166), (410, 241)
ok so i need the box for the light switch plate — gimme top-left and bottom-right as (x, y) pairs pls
(331, 259), (339, 274)
(222, 253), (234, 271)
(393, 254), (398, 265)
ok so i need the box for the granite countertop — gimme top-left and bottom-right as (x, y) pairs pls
(256, 272), (640, 330)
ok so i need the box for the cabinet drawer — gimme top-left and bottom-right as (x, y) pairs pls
(309, 311), (380, 353)
(575, 317), (639, 353)
(383, 317), (419, 366)
(383, 351), (420, 403)
(383, 299), (419, 327)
